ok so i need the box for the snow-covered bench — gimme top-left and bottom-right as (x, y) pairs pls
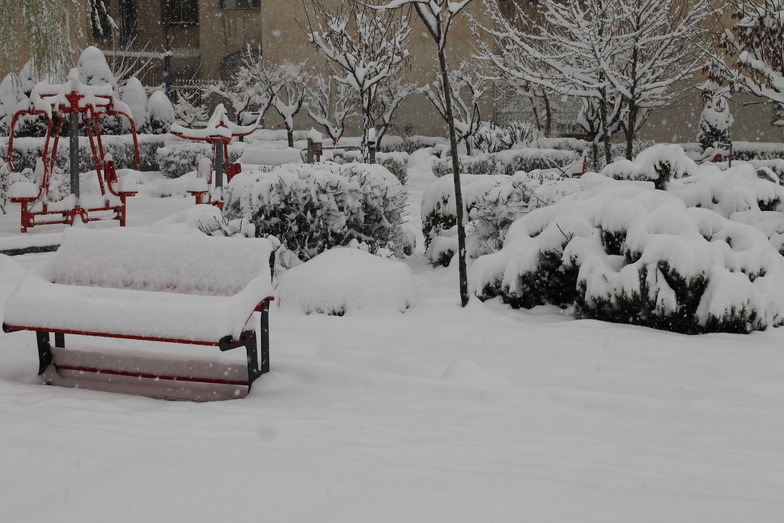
(2, 228), (275, 401)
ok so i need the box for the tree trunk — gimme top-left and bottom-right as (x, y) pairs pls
(542, 91), (552, 138)
(625, 100), (637, 160)
(438, 48), (469, 307)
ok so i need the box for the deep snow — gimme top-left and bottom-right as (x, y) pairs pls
(1, 155), (784, 521)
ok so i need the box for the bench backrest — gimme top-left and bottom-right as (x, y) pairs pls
(48, 229), (273, 296)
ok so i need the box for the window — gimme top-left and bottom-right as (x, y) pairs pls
(120, 0), (140, 41)
(221, 0), (261, 9)
(162, 0), (199, 26)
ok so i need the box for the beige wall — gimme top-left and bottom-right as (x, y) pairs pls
(93, 0), (783, 144)
(0, 1), (91, 80)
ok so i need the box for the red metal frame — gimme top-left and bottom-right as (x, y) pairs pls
(170, 108), (255, 208)
(6, 89), (140, 233)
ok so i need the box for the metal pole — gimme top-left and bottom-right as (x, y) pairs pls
(70, 112), (79, 199)
(214, 143), (225, 188)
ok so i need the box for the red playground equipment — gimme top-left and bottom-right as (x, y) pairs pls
(169, 103), (257, 208)
(6, 69), (140, 233)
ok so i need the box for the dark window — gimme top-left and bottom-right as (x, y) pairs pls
(162, 0), (199, 26)
(120, 0), (140, 41)
(221, 0), (261, 8)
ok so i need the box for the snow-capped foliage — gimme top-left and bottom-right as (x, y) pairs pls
(155, 143), (243, 179)
(601, 144), (699, 190)
(422, 171), (581, 266)
(709, 0), (784, 108)
(145, 91), (175, 134)
(432, 148), (580, 177)
(277, 247), (418, 315)
(121, 77), (148, 131)
(222, 162), (410, 262)
(470, 121), (540, 154)
(332, 150), (409, 185)
(471, 153), (784, 333)
(77, 46), (117, 90)
(697, 94), (733, 152)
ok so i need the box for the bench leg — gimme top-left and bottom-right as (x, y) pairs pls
(244, 331), (262, 388)
(260, 301), (270, 374)
(35, 331), (53, 375)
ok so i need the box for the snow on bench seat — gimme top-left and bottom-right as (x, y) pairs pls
(3, 228), (275, 344)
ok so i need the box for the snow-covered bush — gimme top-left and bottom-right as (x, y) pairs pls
(470, 121), (539, 153)
(222, 163), (410, 262)
(602, 144), (698, 190)
(422, 174), (508, 265)
(145, 91), (175, 134)
(277, 247), (418, 315)
(732, 141), (784, 161)
(471, 171), (784, 334)
(697, 95), (733, 152)
(155, 142), (243, 179)
(3, 135), (166, 173)
(422, 170), (583, 266)
(333, 150), (409, 184)
(402, 135), (448, 153)
(0, 161), (10, 213)
(432, 148), (580, 177)
(121, 77), (148, 131)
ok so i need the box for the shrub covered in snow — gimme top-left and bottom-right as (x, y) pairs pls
(602, 144), (698, 190)
(222, 162), (410, 262)
(3, 135), (166, 173)
(121, 77), (148, 132)
(156, 142), (243, 179)
(332, 150), (409, 185)
(145, 91), (175, 134)
(471, 166), (784, 334)
(697, 95), (733, 152)
(469, 121), (539, 154)
(422, 171), (582, 266)
(277, 247), (418, 315)
(432, 148), (580, 177)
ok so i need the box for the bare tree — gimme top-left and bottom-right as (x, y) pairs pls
(272, 63), (309, 147)
(380, 0), (474, 307)
(372, 75), (417, 149)
(307, 72), (358, 144)
(611, 0), (712, 159)
(207, 45), (284, 126)
(474, 0), (624, 166)
(420, 62), (486, 155)
(304, 0), (411, 160)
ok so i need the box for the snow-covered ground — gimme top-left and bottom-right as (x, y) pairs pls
(1, 156), (784, 521)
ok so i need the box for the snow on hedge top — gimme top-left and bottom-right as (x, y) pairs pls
(277, 247), (418, 315)
(602, 144), (699, 188)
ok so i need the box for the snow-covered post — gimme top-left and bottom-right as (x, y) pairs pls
(306, 128), (323, 164)
(379, 0), (473, 307)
